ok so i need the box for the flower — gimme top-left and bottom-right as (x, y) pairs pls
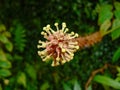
(37, 22), (79, 66)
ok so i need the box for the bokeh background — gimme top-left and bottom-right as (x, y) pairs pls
(0, 0), (120, 90)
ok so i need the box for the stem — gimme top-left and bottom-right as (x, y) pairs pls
(103, 25), (120, 36)
(74, 31), (102, 49)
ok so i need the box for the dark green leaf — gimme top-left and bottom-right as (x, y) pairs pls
(0, 48), (7, 61)
(98, 4), (113, 25)
(112, 48), (120, 62)
(114, 2), (120, 20)
(73, 80), (82, 90)
(3, 32), (11, 38)
(12, 22), (26, 52)
(5, 41), (13, 52)
(0, 69), (11, 77)
(0, 35), (9, 44)
(0, 60), (11, 69)
(114, 1), (120, 10)
(63, 82), (72, 90)
(93, 75), (120, 89)
(0, 24), (6, 32)
(25, 63), (36, 80)
(114, 10), (120, 19)
(0, 84), (2, 90)
(40, 82), (50, 90)
(111, 19), (120, 40)
(17, 72), (26, 88)
(117, 66), (120, 72)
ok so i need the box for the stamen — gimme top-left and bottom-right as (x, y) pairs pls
(37, 41), (46, 48)
(56, 61), (60, 66)
(64, 28), (69, 33)
(70, 32), (75, 35)
(61, 48), (66, 53)
(43, 27), (47, 30)
(56, 57), (60, 61)
(49, 28), (55, 33)
(75, 46), (79, 49)
(42, 54), (52, 61)
(61, 59), (66, 64)
(62, 22), (66, 32)
(41, 31), (45, 35)
(69, 41), (78, 45)
(62, 22), (66, 28)
(54, 23), (59, 31)
(64, 53), (72, 59)
(61, 54), (66, 62)
(46, 24), (50, 29)
(41, 32), (47, 39)
(51, 61), (55, 66)
(37, 51), (41, 55)
(66, 49), (74, 56)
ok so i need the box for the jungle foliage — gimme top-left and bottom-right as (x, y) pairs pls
(0, 0), (120, 90)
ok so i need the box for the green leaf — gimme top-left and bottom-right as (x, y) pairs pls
(40, 82), (50, 90)
(114, 2), (120, 19)
(3, 31), (11, 38)
(98, 4), (113, 25)
(116, 77), (120, 82)
(0, 48), (7, 61)
(17, 72), (26, 88)
(111, 19), (120, 40)
(25, 63), (36, 80)
(6, 53), (13, 61)
(11, 22), (26, 52)
(112, 48), (120, 62)
(0, 69), (11, 77)
(0, 60), (11, 69)
(63, 82), (72, 90)
(117, 66), (120, 72)
(73, 80), (82, 90)
(87, 85), (92, 90)
(0, 24), (6, 32)
(0, 84), (2, 90)
(0, 35), (9, 44)
(114, 9), (120, 19)
(114, 1), (120, 10)
(5, 41), (13, 52)
(93, 75), (120, 89)
(100, 19), (111, 35)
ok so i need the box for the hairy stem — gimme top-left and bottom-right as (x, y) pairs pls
(74, 31), (103, 49)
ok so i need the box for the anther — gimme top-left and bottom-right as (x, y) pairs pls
(62, 22), (66, 27)
(61, 60), (66, 64)
(56, 57), (60, 61)
(43, 27), (46, 30)
(46, 24), (50, 28)
(62, 48), (66, 53)
(54, 23), (58, 26)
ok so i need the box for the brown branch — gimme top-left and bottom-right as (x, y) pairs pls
(85, 63), (108, 90)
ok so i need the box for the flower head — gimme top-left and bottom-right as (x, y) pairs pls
(37, 22), (79, 66)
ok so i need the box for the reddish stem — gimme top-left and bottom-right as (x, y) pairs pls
(74, 31), (103, 49)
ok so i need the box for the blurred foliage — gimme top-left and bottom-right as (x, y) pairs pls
(92, 1), (120, 89)
(0, 24), (12, 88)
(0, 0), (120, 90)
(10, 20), (26, 53)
